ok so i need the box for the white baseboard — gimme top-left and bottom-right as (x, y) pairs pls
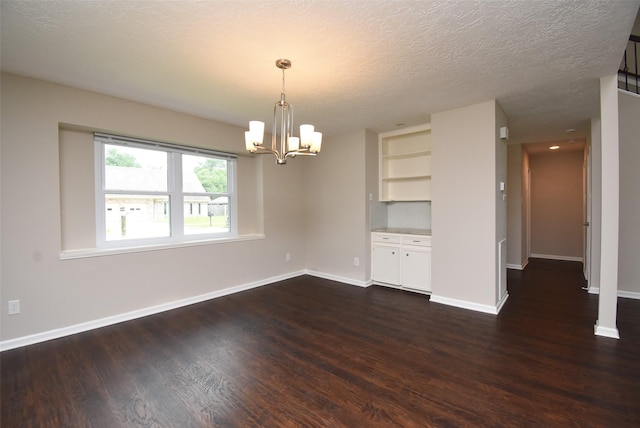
(305, 270), (371, 288)
(531, 253), (583, 262)
(429, 293), (508, 315)
(495, 292), (509, 314)
(0, 270), (306, 352)
(507, 258), (529, 270)
(618, 290), (640, 300)
(594, 322), (620, 339)
(587, 287), (640, 300)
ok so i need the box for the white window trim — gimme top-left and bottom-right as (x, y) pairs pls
(94, 133), (238, 249)
(59, 233), (265, 260)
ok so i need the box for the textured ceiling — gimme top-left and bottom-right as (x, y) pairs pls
(1, 0), (638, 144)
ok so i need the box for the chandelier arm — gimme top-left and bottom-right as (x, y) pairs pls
(252, 146), (287, 164)
(286, 151), (317, 157)
(251, 145), (277, 155)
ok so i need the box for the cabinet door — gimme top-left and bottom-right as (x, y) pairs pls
(402, 247), (431, 291)
(372, 245), (401, 285)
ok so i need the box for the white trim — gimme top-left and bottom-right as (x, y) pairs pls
(495, 292), (509, 314)
(586, 287), (640, 300)
(507, 258), (529, 270)
(618, 290), (640, 300)
(305, 270), (372, 288)
(530, 253), (583, 262)
(429, 293), (508, 315)
(0, 269), (301, 352)
(594, 322), (620, 339)
(60, 234), (265, 260)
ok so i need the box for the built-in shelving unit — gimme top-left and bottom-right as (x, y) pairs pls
(379, 124), (432, 201)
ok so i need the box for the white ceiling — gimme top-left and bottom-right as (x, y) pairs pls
(1, 1), (638, 145)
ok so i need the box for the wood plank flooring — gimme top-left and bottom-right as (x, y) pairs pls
(2, 259), (640, 427)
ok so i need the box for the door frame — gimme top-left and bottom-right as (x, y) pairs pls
(583, 144), (592, 283)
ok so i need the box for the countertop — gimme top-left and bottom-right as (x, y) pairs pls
(371, 228), (431, 236)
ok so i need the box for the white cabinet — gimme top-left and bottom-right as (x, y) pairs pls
(379, 124), (432, 202)
(371, 244), (400, 285)
(402, 246), (432, 292)
(371, 232), (431, 293)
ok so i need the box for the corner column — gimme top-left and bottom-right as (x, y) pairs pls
(595, 75), (620, 339)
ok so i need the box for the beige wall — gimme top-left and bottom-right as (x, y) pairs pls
(495, 103), (508, 303)
(431, 100), (506, 311)
(303, 130), (369, 282)
(0, 74), (368, 341)
(529, 150), (584, 260)
(618, 91), (640, 294)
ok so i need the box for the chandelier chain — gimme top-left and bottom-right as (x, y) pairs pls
(282, 67), (286, 96)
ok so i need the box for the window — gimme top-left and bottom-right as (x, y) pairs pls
(95, 133), (237, 247)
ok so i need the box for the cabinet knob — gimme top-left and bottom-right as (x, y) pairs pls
(392, 251), (395, 255)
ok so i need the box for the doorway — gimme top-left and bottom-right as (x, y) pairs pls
(522, 140), (588, 271)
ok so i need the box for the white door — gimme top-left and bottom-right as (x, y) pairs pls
(402, 247), (431, 292)
(372, 245), (401, 285)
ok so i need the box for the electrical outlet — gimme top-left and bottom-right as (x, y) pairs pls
(8, 300), (20, 315)
(286, 253), (291, 262)
(354, 257), (360, 267)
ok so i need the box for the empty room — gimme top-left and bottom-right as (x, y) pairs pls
(2, 1), (640, 426)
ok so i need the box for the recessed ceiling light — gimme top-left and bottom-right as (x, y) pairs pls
(549, 145), (560, 150)
(566, 128), (576, 133)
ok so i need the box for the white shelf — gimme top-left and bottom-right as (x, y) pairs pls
(382, 176), (431, 182)
(379, 124), (432, 202)
(381, 150), (431, 160)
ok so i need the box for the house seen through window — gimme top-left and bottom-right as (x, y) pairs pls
(95, 133), (237, 247)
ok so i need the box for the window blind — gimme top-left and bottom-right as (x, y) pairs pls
(94, 133), (237, 161)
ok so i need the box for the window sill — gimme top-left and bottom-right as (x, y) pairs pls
(59, 234), (265, 260)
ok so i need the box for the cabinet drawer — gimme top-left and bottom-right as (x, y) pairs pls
(372, 233), (402, 244)
(402, 235), (431, 247)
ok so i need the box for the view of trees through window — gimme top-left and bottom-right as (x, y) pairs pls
(101, 142), (233, 243)
(193, 157), (227, 193)
(105, 147), (141, 168)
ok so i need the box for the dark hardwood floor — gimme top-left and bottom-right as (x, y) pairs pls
(2, 259), (639, 427)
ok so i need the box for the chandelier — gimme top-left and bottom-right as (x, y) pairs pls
(245, 59), (322, 164)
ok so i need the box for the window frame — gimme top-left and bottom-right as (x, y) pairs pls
(94, 133), (238, 249)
